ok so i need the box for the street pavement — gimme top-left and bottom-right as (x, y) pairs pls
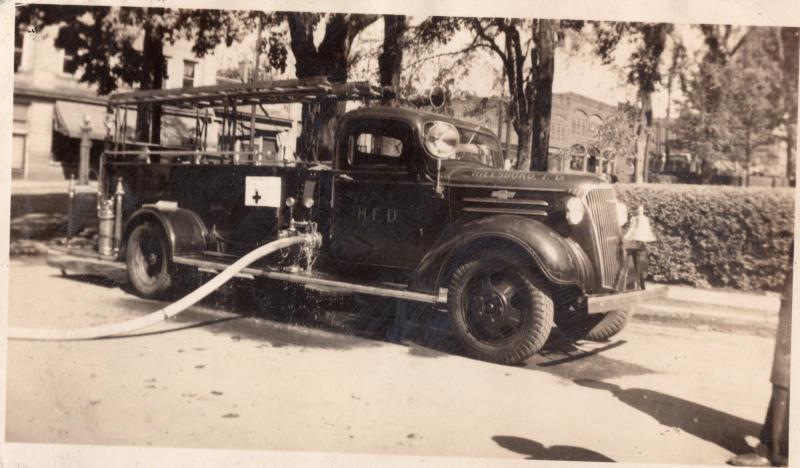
(5, 256), (776, 465)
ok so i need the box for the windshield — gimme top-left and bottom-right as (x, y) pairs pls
(451, 126), (503, 169)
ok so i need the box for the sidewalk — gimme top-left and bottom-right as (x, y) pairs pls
(633, 282), (780, 336)
(11, 180), (97, 195)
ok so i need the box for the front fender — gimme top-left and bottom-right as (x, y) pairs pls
(410, 215), (594, 294)
(123, 204), (208, 259)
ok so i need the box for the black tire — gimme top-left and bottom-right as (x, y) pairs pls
(126, 223), (175, 299)
(448, 252), (554, 365)
(583, 310), (629, 341)
(559, 309), (629, 342)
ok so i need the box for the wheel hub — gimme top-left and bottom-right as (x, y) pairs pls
(465, 271), (530, 343)
(481, 292), (507, 319)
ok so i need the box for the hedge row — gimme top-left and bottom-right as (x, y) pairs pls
(614, 183), (795, 292)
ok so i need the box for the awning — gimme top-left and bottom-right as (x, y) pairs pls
(54, 100), (205, 147)
(53, 100), (110, 140)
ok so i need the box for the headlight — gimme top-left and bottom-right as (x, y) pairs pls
(424, 122), (459, 160)
(565, 197), (584, 225)
(616, 201), (628, 227)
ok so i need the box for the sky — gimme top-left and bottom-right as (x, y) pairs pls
(214, 17), (713, 119)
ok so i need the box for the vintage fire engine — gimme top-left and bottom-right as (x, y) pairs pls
(50, 77), (662, 365)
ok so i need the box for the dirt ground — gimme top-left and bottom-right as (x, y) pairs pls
(6, 257), (775, 465)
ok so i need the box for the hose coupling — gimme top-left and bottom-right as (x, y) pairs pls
(302, 232), (323, 249)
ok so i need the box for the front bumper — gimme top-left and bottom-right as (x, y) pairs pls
(585, 241), (665, 313)
(586, 285), (667, 313)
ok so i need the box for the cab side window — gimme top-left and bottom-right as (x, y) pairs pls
(348, 120), (412, 169)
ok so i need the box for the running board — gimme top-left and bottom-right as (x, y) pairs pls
(172, 256), (447, 305)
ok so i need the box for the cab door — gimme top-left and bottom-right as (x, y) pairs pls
(330, 118), (433, 269)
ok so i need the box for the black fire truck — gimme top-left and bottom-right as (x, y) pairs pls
(51, 77), (662, 365)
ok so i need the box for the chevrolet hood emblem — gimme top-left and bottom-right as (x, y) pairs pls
(490, 190), (516, 200)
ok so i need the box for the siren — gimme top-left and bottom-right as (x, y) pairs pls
(408, 86), (446, 110)
(624, 206), (657, 243)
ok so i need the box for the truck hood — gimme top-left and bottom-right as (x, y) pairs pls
(441, 164), (605, 194)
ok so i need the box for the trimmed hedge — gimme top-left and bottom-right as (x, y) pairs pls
(615, 183), (795, 292)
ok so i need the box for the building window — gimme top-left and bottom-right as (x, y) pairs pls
(183, 60), (197, 88)
(589, 115), (603, 135)
(552, 115), (566, 138)
(14, 26), (24, 72)
(62, 53), (75, 75)
(572, 110), (588, 136)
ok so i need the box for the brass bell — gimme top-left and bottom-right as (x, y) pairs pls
(624, 206), (657, 243)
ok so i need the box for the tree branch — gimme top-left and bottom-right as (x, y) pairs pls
(469, 18), (508, 65)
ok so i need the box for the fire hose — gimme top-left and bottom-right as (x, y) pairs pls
(8, 235), (319, 341)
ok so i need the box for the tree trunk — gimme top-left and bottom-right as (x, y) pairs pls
(379, 15), (406, 100)
(135, 8), (167, 144)
(530, 20), (556, 172)
(514, 125), (532, 171)
(287, 13), (378, 162)
(135, 15), (154, 143)
(297, 100), (345, 162)
(634, 92), (653, 183)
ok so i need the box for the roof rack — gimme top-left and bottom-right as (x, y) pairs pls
(109, 76), (386, 108)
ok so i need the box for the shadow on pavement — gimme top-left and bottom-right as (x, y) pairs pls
(492, 435), (615, 461)
(56, 270), (657, 371)
(97, 316), (242, 339)
(574, 379), (761, 455)
(107, 292), (382, 351)
(108, 281), (658, 371)
(54, 273), (120, 289)
(526, 333), (655, 381)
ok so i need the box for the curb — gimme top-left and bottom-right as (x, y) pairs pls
(633, 286), (779, 336)
(658, 283), (780, 313)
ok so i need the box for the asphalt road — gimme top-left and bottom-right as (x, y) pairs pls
(6, 256), (775, 465)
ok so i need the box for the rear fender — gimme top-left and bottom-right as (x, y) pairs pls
(122, 204), (208, 259)
(410, 215), (594, 294)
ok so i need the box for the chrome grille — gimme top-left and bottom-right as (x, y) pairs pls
(585, 187), (623, 289)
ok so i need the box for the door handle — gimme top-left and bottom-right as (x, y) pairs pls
(335, 173), (354, 182)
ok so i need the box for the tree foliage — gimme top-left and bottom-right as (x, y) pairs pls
(416, 17), (582, 171)
(591, 103), (638, 175)
(15, 5), (254, 142)
(673, 26), (797, 179)
(590, 22), (672, 183)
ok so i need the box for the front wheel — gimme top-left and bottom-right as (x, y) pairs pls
(448, 252), (554, 365)
(583, 310), (629, 341)
(558, 309), (630, 342)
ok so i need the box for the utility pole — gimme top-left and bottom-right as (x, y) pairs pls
(249, 12), (264, 159)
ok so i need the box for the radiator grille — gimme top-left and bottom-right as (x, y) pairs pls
(585, 188), (623, 289)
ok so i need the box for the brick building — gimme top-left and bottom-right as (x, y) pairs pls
(452, 93), (627, 177)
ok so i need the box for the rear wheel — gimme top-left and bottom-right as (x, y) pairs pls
(448, 252), (554, 365)
(126, 223), (175, 299)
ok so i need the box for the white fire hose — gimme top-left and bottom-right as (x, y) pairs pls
(9, 235), (317, 341)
